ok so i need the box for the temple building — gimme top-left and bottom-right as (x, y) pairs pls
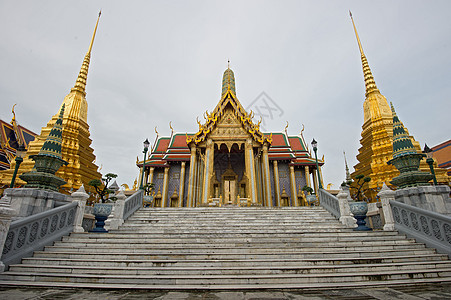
(0, 107), (37, 172)
(0, 13), (102, 194)
(137, 67), (324, 207)
(349, 13), (449, 199)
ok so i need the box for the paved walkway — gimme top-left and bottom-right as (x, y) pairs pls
(1, 284), (451, 300)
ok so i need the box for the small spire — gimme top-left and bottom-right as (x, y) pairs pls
(390, 103), (416, 159)
(349, 12), (380, 97)
(72, 11), (102, 96)
(39, 104), (65, 159)
(221, 66), (236, 98)
(344, 151), (351, 182)
(227, 59), (230, 69)
(390, 102), (397, 115)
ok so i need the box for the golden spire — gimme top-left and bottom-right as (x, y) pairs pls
(349, 11), (380, 97)
(71, 11), (101, 96)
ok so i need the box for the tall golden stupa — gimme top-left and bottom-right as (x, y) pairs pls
(350, 13), (449, 199)
(0, 12), (102, 193)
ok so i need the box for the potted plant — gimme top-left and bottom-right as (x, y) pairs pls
(88, 173), (118, 232)
(347, 174), (372, 231)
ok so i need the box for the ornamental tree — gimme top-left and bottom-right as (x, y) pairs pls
(88, 173), (118, 203)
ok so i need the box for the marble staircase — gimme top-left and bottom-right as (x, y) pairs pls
(1, 207), (451, 289)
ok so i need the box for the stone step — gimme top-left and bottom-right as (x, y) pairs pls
(9, 261), (451, 276)
(53, 239), (419, 248)
(67, 230), (400, 238)
(44, 244), (427, 254)
(21, 253), (449, 268)
(63, 234), (408, 242)
(2, 277), (451, 290)
(2, 268), (451, 285)
(31, 248), (438, 260)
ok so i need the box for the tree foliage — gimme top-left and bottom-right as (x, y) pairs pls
(88, 173), (118, 203)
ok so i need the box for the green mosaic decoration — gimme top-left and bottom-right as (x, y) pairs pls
(20, 105), (69, 191)
(221, 68), (236, 98)
(387, 103), (432, 188)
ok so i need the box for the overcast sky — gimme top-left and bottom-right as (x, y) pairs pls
(1, 0), (450, 190)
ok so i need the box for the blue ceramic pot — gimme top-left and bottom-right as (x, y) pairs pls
(349, 201), (372, 231)
(93, 203), (113, 217)
(348, 201), (368, 216)
(91, 203), (113, 233)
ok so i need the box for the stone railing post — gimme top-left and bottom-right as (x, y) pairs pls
(71, 185), (89, 233)
(107, 191), (126, 230)
(0, 193), (18, 272)
(377, 183), (395, 231)
(337, 189), (356, 228)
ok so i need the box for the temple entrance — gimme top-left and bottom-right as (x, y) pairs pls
(213, 143), (245, 206)
(223, 178), (236, 205)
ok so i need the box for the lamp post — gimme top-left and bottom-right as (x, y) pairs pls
(139, 139), (150, 189)
(10, 144), (27, 188)
(423, 144), (437, 185)
(311, 139), (322, 189)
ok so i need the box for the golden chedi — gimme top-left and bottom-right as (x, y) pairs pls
(350, 12), (449, 200)
(0, 12), (102, 194)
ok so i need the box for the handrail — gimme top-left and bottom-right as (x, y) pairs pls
(123, 190), (144, 221)
(390, 199), (451, 257)
(1, 201), (77, 269)
(318, 188), (340, 219)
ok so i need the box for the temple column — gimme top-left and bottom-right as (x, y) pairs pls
(187, 145), (197, 207)
(178, 162), (186, 207)
(161, 167), (169, 207)
(202, 139), (214, 205)
(148, 167), (155, 186)
(245, 138), (257, 205)
(273, 160), (281, 207)
(304, 166), (310, 188)
(262, 144), (272, 207)
(289, 165), (298, 206)
(318, 165), (324, 189)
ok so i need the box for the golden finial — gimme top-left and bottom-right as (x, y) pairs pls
(72, 11), (102, 96)
(349, 11), (364, 57)
(284, 121), (289, 132)
(169, 121), (174, 134)
(349, 11), (380, 97)
(300, 124), (304, 135)
(154, 126), (159, 135)
(88, 11), (102, 54)
(227, 59), (230, 69)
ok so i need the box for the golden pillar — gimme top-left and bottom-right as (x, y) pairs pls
(304, 166), (310, 188)
(289, 165), (298, 206)
(148, 167), (155, 186)
(245, 138), (257, 205)
(178, 162), (186, 207)
(273, 160), (281, 207)
(262, 144), (272, 207)
(201, 139), (214, 205)
(318, 165), (324, 191)
(137, 167), (143, 190)
(161, 167), (170, 207)
(187, 145), (197, 207)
